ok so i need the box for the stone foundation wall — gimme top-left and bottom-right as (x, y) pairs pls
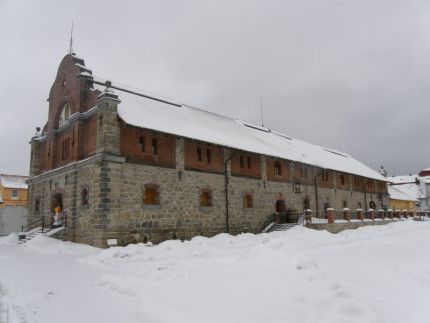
(27, 138), (389, 248)
(306, 218), (400, 233)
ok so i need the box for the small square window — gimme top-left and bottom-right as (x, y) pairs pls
(11, 190), (19, 200)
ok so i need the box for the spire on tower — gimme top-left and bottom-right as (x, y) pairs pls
(69, 22), (74, 54)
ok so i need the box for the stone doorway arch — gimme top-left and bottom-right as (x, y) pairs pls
(51, 188), (65, 214)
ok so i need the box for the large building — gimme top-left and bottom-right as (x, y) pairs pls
(27, 53), (388, 247)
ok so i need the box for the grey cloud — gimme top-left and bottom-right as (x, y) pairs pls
(0, 0), (429, 176)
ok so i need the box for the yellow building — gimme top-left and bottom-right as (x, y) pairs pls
(388, 185), (417, 212)
(0, 174), (28, 208)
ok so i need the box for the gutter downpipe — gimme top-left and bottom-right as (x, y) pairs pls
(224, 152), (236, 234)
(315, 170), (323, 218)
(363, 180), (371, 217)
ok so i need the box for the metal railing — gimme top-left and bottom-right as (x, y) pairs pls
(306, 210), (430, 222)
(21, 213), (67, 233)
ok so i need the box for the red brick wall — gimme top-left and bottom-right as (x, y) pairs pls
(376, 180), (387, 193)
(46, 55), (98, 132)
(35, 54), (101, 174)
(120, 123), (176, 168)
(319, 169), (334, 188)
(336, 172), (350, 190)
(55, 128), (74, 168)
(231, 152), (260, 178)
(352, 175), (364, 192)
(184, 140), (224, 173)
(266, 158), (289, 182)
(294, 163), (315, 185)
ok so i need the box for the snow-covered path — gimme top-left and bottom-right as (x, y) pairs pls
(1, 220), (429, 323)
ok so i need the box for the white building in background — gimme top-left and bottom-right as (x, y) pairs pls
(387, 167), (430, 212)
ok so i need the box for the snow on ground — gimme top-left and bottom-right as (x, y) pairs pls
(1, 220), (430, 323)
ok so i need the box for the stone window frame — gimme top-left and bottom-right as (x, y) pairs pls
(34, 196), (40, 213)
(199, 188), (213, 209)
(81, 185), (89, 207)
(243, 192), (254, 211)
(143, 183), (161, 209)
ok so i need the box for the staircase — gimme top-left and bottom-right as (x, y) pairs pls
(268, 223), (298, 232)
(263, 213), (306, 233)
(17, 226), (63, 245)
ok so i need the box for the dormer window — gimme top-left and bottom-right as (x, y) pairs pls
(59, 103), (71, 126)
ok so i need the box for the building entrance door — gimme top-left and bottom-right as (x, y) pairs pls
(275, 199), (287, 223)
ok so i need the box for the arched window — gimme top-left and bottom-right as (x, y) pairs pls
(200, 189), (212, 207)
(243, 193), (253, 209)
(59, 103), (71, 126)
(274, 161), (282, 175)
(144, 184), (159, 205)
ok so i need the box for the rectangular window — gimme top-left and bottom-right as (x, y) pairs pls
(139, 136), (145, 153)
(61, 138), (70, 160)
(247, 157), (251, 169)
(11, 189), (18, 200)
(206, 149), (211, 164)
(152, 138), (158, 155)
(240, 155), (244, 168)
(197, 147), (202, 161)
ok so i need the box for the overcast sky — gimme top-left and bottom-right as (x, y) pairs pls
(0, 0), (429, 176)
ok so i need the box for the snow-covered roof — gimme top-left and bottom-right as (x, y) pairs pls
(388, 185), (418, 202)
(421, 176), (430, 184)
(113, 89), (386, 181)
(0, 175), (28, 189)
(387, 175), (418, 184)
